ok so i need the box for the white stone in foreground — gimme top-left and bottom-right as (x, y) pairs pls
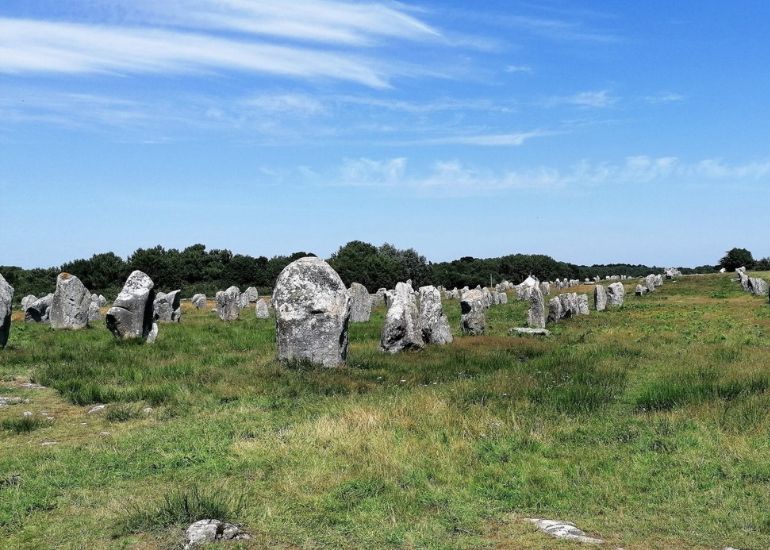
(527, 518), (604, 545)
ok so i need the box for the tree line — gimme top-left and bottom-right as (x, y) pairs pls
(1, 240), (726, 305)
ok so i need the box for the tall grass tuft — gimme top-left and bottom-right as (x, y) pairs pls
(1, 416), (48, 434)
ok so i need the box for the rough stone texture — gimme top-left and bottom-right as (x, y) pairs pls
(381, 282), (424, 353)
(216, 286), (241, 321)
(749, 277), (768, 297)
(154, 290), (182, 323)
(0, 274), (13, 348)
(418, 285), (453, 345)
(527, 286), (546, 329)
(183, 519), (250, 550)
(576, 294), (590, 315)
(527, 518), (604, 545)
(191, 293), (207, 309)
(498, 292), (508, 305)
(349, 282), (372, 323)
(594, 285), (607, 312)
(635, 284), (648, 296)
(49, 273), (91, 330)
(606, 282), (625, 307)
(371, 288), (387, 308)
(25, 294), (53, 323)
(539, 281), (551, 296)
(273, 257), (351, 367)
(88, 298), (102, 322)
(510, 327), (551, 336)
(242, 286), (259, 304)
(106, 270), (157, 342)
(255, 298), (270, 319)
(559, 293), (578, 319)
(21, 295), (37, 313)
(460, 289), (486, 335)
(547, 297), (563, 323)
(645, 274), (657, 293)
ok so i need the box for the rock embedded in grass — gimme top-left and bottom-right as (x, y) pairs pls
(215, 286), (241, 321)
(418, 285), (453, 345)
(635, 284), (648, 296)
(154, 290), (182, 323)
(20, 294), (37, 314)
(184, 519), (249, 549)
(577, 294), (590, 315)
(49, 273), (91, 330)
(460, 288), (486, 335)
(106, 270), (158, 342)
(547, 296), (563, 323)
(349, 282), (372, 323)
(88, 296), (102, 322)
(527, 518), (604, 544)
(381, 281), (424, 352)
(0, 274), (13, 348)
(242, 286), (259, 304)
(273, 257), (351, 367)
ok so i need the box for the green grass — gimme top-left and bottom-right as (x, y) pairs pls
(1, 415), (48, 434)
(1, 275), (770, 548)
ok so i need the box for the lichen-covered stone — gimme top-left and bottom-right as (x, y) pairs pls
(106, 271), (157, 342)
(49, 273), (91, 330)
(381, 282), (424, 352)
(216, 286), (241, 321)
(418, 285), (452, 345)
(349, 282), (372, 323)
(460, 289), (486, 335)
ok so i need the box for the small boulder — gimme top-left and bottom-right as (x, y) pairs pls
(154, 290), (182, 323)
(184, 519), (249, 550)
(606, 282), (625, 307)
(191, 293), (207, 309)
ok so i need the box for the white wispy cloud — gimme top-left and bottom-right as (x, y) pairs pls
(340, 157), (407, 186)
(643, 92), (686, 104)
(334, 95), (518, 114)
(504, 64), (533, 73)
(242, 94), (327, 116)
(543, 89), (617, 108)
(415, 130), (550, 146)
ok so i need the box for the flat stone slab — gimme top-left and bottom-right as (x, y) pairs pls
(510, 327), (551, 337)
(527, 518), (604, 544)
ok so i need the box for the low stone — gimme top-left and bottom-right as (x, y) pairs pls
(635, 284), (648, 296)
(191, 294), (207, 309)
(20, 294), (37, 313)
(242, 286), (259, 304)
(25, 293), (53, 323)
(510, 327), (551, 336)
(184, 519), (250, 550)
(527, 518), (604, 545)
(88, 405), (106, 414)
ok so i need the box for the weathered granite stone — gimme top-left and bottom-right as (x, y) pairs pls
(547, 297), (563, 323)
(594, 285), (607, 312)
(106, 271), (157, 342)
(49, 273), (91, 330)
(154, 290), (182, 323)
(242, 286), (259, 304)
(216, 286), (241, 321)
(349, 282), (372, 323)
(0, 274), (13, 348)
(184, 519), (249, 550)
(460, 288), (486, 335)
(381, 282), (424, 352)
(527, 518), (604, 545)
(25, 294), (53, 323)
(418, 285), (452, 345)
(273, 257), (351, 367)
(191, 293), (207, 309)
(749, 277), (768, 297)
(527, 286), (546, 329)
(539, 281), (551, 296)
(21, 295), (37, 313)
(510, 327), (551, 336)
(371, 288), (387, 308)
(607, 282), (625, 307)
(88, 298), (102, 322)
(635, 284), (648, 296)
(559, 293), (578, 318)
(255, 298), (270, 319)
(576, 294), (589, 315)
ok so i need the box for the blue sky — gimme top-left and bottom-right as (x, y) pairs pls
(2, 1), (769, 268)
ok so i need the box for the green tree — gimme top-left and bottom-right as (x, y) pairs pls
(719, 248), (754, 271)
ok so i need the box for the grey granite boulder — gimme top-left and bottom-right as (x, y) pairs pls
(191, 293), (207, 309)
(154, 290), (182, 323)
(21, 295), (37, 313)
(576, 294), (590, 315)
(255, 298), (270, 319)
(242, 286), (259, 304)
(106, 270), (157, 342)
(88, 297), (102, 322)
(594, 285), (607, 312)
(547, 297), (563, 323)
(645, 274), (657, 293)
(418, 285), (452, 345)
(381, 281), (424, 353)
(460, 288), (486, 335)
(49, 273), (91, 330)
(273, 257), (351, 367)
(216, 286), (241, 321)
(607, 282), (625, 307)
(635, 284), (648, 296)
(749, 277), (768, 297)
(349, 282), (372, 323)
(184, 519), (249, 549)
(25, 293), (53, 323)
(527, 286), (546, 329)
(372, 288), (387, 308)
(0, 274), (13, 348)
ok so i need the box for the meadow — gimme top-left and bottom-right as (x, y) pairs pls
(1, 273), (770, 549)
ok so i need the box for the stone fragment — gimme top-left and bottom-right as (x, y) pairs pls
(527, 518), (604, 545)
(184, 519), (250, 550)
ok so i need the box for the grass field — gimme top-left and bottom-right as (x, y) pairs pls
(2, 273), (770, 549)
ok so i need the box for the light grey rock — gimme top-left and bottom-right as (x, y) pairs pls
(26, 293), (53, 323)
(460, 288), (486, 336)
(510, 327), (551, 336)
(576, 294), (590, 315)
(98, 294), (107, 307)
(255, 298), (270, 319)
(183, 519), (249, 550)
(527, 518), (604, 545)
(559, 293), (579, 318)
(644, 274), (657, 293)
(49, 273), (91, 330)
(539, 281), (551, 296)
(547, 297), (563, 323)
(20, 294), (37, 313)
(154, 290), (182, 323)
(146, 322), (159, 344)
(215, 286), (241, 321)
(527, 286), (546, 329)
(607, 282), (625, 307)
(273, 257), (351, 367)
(191, 293), (207, 309)
(88, 298), (102, 322)
(594, 285), (607, 312)
(371, 288), (387, 308)
(418, 285), (452, 345)
(349, 282), (372, 323)
(381, 281), (424, 352)
(105, 271), (156, 341)
(498, 292), (508, 305)
(749, 277), (768, 297)
(635, 284), (648, 296)
(0, 274), (13, 348)
(242, 286), (259, 304)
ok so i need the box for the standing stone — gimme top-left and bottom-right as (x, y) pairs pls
(547, 297), (563, 323)
(216, 286), (241, 321)
(635, 284), (648, 296)
(106, 270), (157, 342)
(576, 294), (590, 315)
(527, 286), (546, 329)
(460, 288), (486, 336)
(21, 295), (37, 313)
(25, 294), (53, 323)
(539, 281), (551, 296)
(559, 293), (578, 318)
(645, 274), (657, 293)
(498, 292), (508, 305)
(418, 285), (452, 345)
(98, 294), (107, 307)
(49, 273), (91, 330)
(607, 282), (625, 307)
(191, 293), (207, 309)
(381, 282), (424, 352)
(242, 287), (259, 304)
(255, 298), (270, 319)
(0, 274), (13, 348)
(371, 288), (387, 308)
(88, 297), (102, 322)
(594, 285), (607, 312)
(349, 282), (372, 323)
(154, 290), (182, 323)
(273, 257), (351, 367)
